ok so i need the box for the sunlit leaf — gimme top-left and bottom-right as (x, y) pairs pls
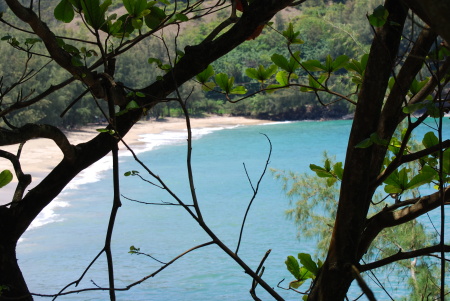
(285, 255), (301, 279)
(230, 86), (247, 94)
(407, 166), (437, 190)
(196, 65), (214, 83)
(298, 253), (318, 275)
(0, 170), (13, 188)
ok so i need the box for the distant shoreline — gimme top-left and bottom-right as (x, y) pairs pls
(0, 116), (271, 205)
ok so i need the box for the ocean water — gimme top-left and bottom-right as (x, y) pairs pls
(17, 118), (450, 300)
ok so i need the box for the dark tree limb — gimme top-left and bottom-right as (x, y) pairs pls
(32, 242), (215, 298)
(359, 187), (450, 257)
(359, 244), (450, 272)
(0, 124), (76, 161)
(0, 150), (31, 205)
(5, 0), (104, 98)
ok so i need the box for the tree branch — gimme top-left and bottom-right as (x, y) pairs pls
(0, 124), (76, 161)
(5, 0), (104, 98)
(359, 187), (450, 258)
(359, 244), (450, 272)
(0, 150), (31, 205)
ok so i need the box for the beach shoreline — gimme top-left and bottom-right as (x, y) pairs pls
(1, 116), (271, 204)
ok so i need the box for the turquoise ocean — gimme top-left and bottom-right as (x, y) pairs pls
(17, 118), (450, 300)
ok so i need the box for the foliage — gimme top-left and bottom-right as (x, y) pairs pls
(0, 170), (13, 188)
(274, 150), (445, 297)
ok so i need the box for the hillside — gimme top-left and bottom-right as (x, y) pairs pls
(0, 0), (374, 127)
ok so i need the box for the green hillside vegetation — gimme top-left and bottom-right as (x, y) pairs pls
(0, 0), (375, 128)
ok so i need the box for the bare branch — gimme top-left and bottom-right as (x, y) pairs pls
(359, 244), (450, 272)
(32, 242), (215, 298)
(351, 265), (377, 301)
(0, 124), (76, 161)
(236, 134), (272, 254)
(360, 187), (450, 257)
(250, 249), (271, 301)
(0, 149), (31, 204)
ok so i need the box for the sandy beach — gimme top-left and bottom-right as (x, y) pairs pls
(1, 116), (269, 204)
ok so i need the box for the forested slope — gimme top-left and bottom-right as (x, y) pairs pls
(0, 0), (376, 127)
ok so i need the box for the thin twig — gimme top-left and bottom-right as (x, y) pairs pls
(250, 249), (271, 300)
(235, 134), (272, 254)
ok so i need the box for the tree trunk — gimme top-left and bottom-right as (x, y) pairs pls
(0, 241), (31, 300)
(307, 0), (408, 299)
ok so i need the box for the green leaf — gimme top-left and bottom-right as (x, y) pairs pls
(144, 6), (166, 29)
(68, 0), (82, 10)
(402, 102), (427, 114)
(245, 64), (277, 82)
(298, 266), (314, 281)
(54, 0), (75, 23)
(384, 168), (410, 193)
(148, 57), (163, 67)
(289, 279), (305, 289)
(333, 162), (343, 180)
(81, 0), (105, 29)
(298, 253), (318, 276)
(0, 170), (13, 188)
(201, 82), (216, 92)
(215, 73), (234, 93)
(134, 0), (148, 15)
(301, 74), (326, 92)
(309, 164), (332, 178)
(123, 0), (134, 14)
(426, 102), (444, 118)
(285, 255), (301, 279)
(230, 86), (247, 94)
(271, 52), (300, 73)
(174, 13), (188, 22)
(71, 55), (83, 66)
(355, 138), (373, 148)
(326, 177), (337, 187)
(443, 149), (450, 175)
(409, 78), (429, 95)
(370, 133), (388, 146)
(406, 166), (437, 190)
(275, 71), (290, 86)
(96, 128), (115, 134)
(131, 17), (143, 29)
(126, 100), (140, 110)
(196, 65), (214, 83)
(384, 184), (403, 194)
(128, 245), (140, 253)
(346, 54), (368, 85)
(271, 54), (289, 71)
(124, 170), (139, 176)
(422, 131), (438, 148)
(331, 55), (349, 72)
(368, 5), (389, 27)
(25, 38), (42, 45)
(302, 59), (326, 72)
(282, 23), (303, 44)
(265, 84), (281, 93)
